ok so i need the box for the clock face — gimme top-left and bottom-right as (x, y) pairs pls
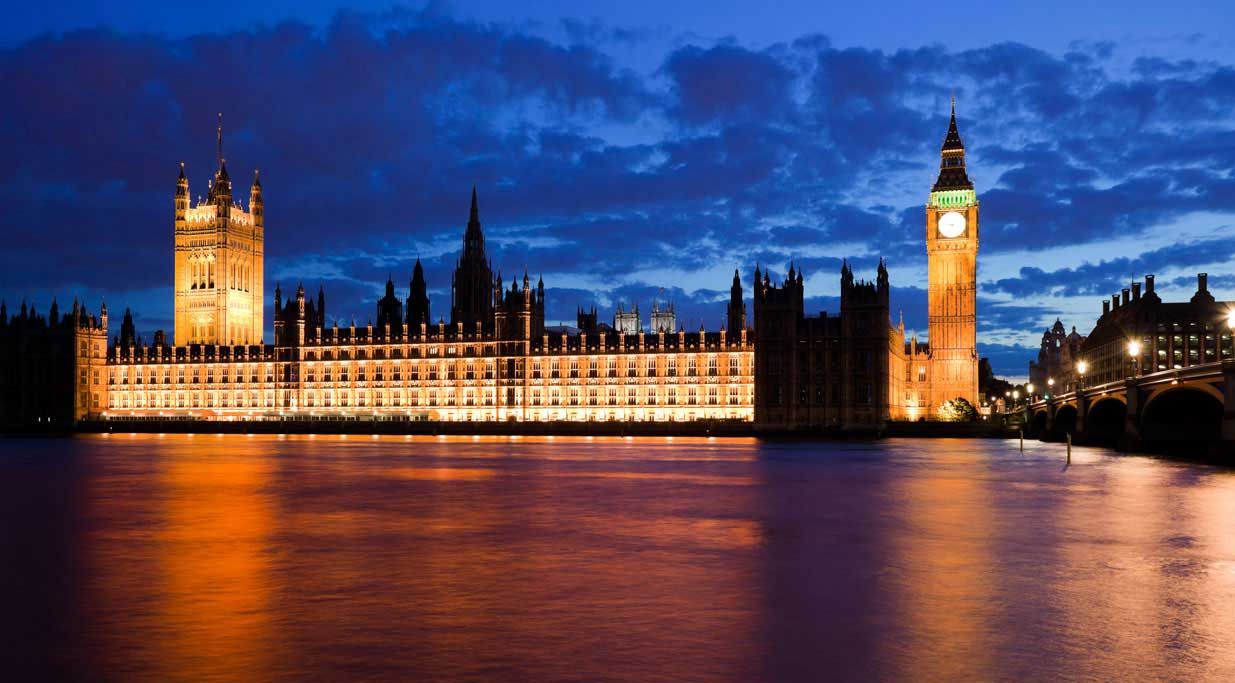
(938, 211), (966, 238)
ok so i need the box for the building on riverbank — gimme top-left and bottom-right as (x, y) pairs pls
(0, 299), (108, 427)
(752, 100), (982, 428)
(1028, 319), (1086, 394)
(93, 181), (756, 425)
(3, 108), (983, 432)
(1079, 273), (1235, 387)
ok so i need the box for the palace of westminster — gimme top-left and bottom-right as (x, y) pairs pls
(0, 107), (984, 430)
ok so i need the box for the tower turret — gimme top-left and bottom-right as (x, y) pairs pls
(250, 169), (263, 229)
(727, 268), (746, 333)
(175, 162), (189, 224)
(317, 286), (326, 328)
(407, 258), (430, 328)
(376, 274), (404, 334)
(120, 308), (136, 348)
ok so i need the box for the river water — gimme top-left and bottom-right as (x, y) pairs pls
(2, 435), (1235, 682)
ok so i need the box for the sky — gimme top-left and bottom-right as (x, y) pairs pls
(3, 1), (1235, 379)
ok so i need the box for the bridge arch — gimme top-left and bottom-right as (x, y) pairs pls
(1052, 404), (1078, 438)
(1142, 381), (1224, 414)
(1028, 409), (1049, 437)
(1085, 396), (1126, 445)
(1140, 384), (1224, 445)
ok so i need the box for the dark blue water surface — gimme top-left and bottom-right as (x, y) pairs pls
(2, 435), (1235, 682)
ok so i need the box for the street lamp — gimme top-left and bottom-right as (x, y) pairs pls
(1227, 310), (1235, 359)
(1127, 340), (1142, 377)
(1076, 360), (1088, 391)
(1012, 389), (1020, 407)
(1026, 383), (1035, 401)
(1047, 377), (1055, 398)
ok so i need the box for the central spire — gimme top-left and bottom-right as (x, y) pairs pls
(217, 112), (224, 169)
(932, 97), (972, 192)
(463, 184), (485, 259)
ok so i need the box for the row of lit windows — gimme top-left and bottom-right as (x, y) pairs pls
(109, 385), (751, 410)
(108, 355), (751, 384)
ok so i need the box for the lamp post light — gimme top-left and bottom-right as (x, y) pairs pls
(1012, 389), (1020, 407)
(1046, 377), (1055, 399)
(1026, 383), (1035, 402)
(1227, 310), (1235, 359)
(1127, 340), (1142, 378)
(1076, 360), (1088, 391)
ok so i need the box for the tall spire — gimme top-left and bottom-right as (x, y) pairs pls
(941, 97), (964, 152)
(470, 185), (479, 223)
(932, 97), (972, 192)
(217, 112), (224, 168)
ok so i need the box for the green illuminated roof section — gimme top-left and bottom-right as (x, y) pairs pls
(929, 189), (977, 208)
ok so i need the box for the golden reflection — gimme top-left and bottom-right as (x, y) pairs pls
(84, 435), (276, 680)
(880, 440), (998, 680)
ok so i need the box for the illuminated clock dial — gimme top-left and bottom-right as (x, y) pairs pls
(938, 211), (966, 238)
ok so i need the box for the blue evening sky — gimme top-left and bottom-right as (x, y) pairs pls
(4, 1), (1235, 379)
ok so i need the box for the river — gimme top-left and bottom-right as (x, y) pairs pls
(2, 435), (1234, 682)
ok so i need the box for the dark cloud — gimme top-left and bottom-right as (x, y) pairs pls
(4, 7), (1235, 383)
(984, 237), (1235, 299)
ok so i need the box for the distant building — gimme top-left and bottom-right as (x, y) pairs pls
(1079, 273), (1234, 387)
(650, 299), (676, 333)
(727, 269), (747, 334)
(576, 306), (599, 335)
(0, 299), (108, 427)
(1029, 319), (1086, 394)
(614, 303), (641, 335)
(978, 357), (1012, 403)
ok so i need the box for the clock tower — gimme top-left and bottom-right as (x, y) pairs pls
(925, 98), (979, 411)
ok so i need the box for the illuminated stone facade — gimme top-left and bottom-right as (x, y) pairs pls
(1080, 273), (1235, 388)
(48, 107), (979, 429)
(99, 323), (753, 423)
(96, 190), (753, 423)
(174, 116), (264, 346)
(920, 99), (980, 413)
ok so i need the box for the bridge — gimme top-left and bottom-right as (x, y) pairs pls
(1017, 360), (1235, 450)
